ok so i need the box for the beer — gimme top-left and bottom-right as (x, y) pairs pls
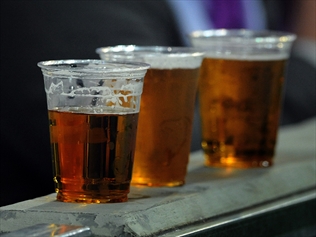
(132, 67), (200, 186)
(199, 55), (287, 168)
(48, 108), (139, 203)
(96, 46), (204, 186)
(189, 30), (296, 168)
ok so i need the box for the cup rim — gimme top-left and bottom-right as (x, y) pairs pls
(95, 45), (204, 57)
(37, 59), (150, 72)
(188, 29), (297, 43)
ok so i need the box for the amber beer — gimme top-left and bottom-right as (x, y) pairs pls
(49, 108), (138, 203)
(96, 46), (204, 186)
(189, 29), (296, 168)
(132, 67), (200, 186)
(199, 55), (287, 168)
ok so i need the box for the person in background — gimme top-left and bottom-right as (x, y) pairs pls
(264, 0), (316, 125)
(0, 1), (182, 206)
(167, 0), (267, 45)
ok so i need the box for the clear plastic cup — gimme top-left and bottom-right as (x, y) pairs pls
(97, 46), (204, 186)
(188, 29), (296, 168)
(38, 59), (149, 203)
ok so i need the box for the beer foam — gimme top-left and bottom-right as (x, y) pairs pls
(97, 47), (204, 69)
(142, 55), (203, 69)
(204, 52), (289, 61)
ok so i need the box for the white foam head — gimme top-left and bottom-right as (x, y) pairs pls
(142, 54), (203, 69)
(96, 46), (204, 69)
(204, 52), (289, 61)
(188, 29), (296, 61)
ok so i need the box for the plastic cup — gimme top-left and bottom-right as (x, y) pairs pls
(188, 29), (296, 168)
(96, 46), (204, 186)
(38, 59), (149, 203)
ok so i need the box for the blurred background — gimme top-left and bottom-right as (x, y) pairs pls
(0, 0), (315, 207)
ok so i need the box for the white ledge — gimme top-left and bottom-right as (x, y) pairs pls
(1, 118), (315, 237)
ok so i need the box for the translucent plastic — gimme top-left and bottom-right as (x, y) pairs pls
(97, 47), (204, 186)
(38, 59), (149, 203)
(188, 30), (296, 168)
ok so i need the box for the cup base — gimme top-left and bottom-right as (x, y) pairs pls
(131, 180), (185, 187)
(56, 192), (128, 203)
(204, 154), (273, 168)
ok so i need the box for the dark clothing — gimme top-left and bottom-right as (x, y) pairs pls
(281, 55), (316, 126)
(0, 1), (182, 206)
